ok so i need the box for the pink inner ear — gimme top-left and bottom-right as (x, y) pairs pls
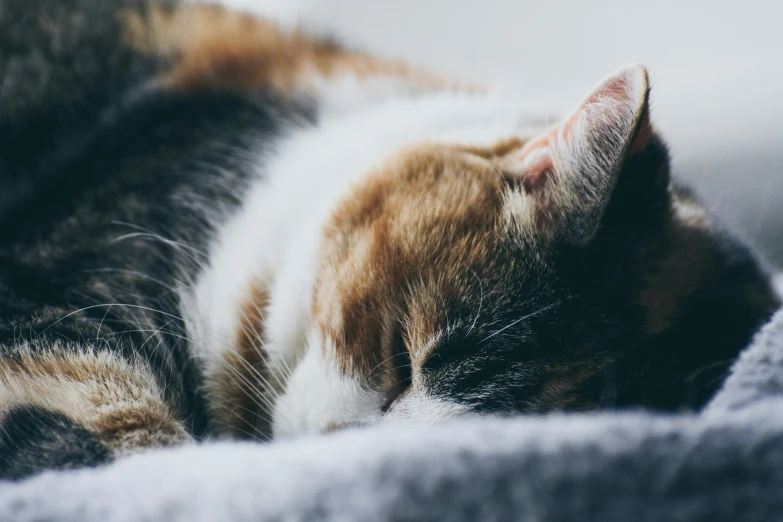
(512, 65), (651, 193)
(584, 75), (631, 107)
(520, 148), (553, 193)
(515, 135), (554, 193)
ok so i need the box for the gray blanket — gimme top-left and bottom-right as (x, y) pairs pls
(2, 308), (783, 521)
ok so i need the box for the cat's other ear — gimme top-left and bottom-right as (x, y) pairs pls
(502, 64), (668, 245)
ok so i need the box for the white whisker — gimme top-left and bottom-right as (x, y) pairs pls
(467, 267), (484, 336)
(480, 301), (560, 344)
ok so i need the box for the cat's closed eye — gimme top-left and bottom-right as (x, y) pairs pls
(381, 327), (413, 413)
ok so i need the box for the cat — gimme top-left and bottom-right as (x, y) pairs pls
(0, 0), (779, 480)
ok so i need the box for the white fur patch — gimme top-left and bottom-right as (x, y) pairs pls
(384, 391), (473, 426)
(272, 335), (383, 438)
(185, 75), (557, 439)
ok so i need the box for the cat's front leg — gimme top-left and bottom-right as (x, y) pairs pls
(0, 343), (190, 480)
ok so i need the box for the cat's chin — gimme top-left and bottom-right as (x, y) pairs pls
(269, 340), (478, 439)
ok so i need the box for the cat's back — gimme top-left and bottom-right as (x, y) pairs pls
(0, 0), (328, 441)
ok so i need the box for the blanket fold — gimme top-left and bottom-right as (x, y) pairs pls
(2, 310), (783, 522)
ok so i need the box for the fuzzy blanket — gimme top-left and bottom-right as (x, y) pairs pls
(2, 307), (783, 521)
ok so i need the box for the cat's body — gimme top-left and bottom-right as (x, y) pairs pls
(0, 0), (779, 480)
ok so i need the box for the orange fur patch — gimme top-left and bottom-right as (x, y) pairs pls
(0, 349), (188, 453)
(122, 3), (453, 94)
(311, 141), (526, 380)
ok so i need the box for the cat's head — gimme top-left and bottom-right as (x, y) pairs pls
(271, 65), (779, 437)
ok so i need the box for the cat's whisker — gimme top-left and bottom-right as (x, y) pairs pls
(95, 303), (115, 343)
(219, 381), (279, 433)
(439, 295), (456, 336)
(233, 307), (302, 420)
(480, 301), (561, 344)
(109, 222), (210, 260)
(84, 267), (191, 296)
(367, 351), (407, 378)
(140, 323), (177, 368)
(40, 303), (186, 337)
(111, 231), (207, 270)
(224, 361), (279, 418)
(466, 267), (484, 337)
(385, 362), (413, 376)
(226, 346), (298, 427)
(368, 351), (411, 382)
(230, 423), (269, 444)
(235, 313), (285, 391)
(215, 397), (273, 442)
(100, 329), (193, 343)
(238, 323), (299, 414)
(234, 312), (290, 394)
(275, 352), (295, 381)
(226, 351), (279, 410)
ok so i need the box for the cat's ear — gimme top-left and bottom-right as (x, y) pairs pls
(502, 65), (663, 245)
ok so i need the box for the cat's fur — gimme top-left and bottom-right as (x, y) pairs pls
(0, 0), (779, 480)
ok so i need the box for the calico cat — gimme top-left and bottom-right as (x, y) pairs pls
(0, 0), (779, 480)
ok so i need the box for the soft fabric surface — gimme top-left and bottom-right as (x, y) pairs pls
(2, 309), (783, 521)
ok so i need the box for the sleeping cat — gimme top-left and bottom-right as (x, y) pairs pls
(0, 0), (779, 480)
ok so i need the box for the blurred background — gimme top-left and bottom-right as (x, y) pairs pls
(232, 0), (783, 268)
